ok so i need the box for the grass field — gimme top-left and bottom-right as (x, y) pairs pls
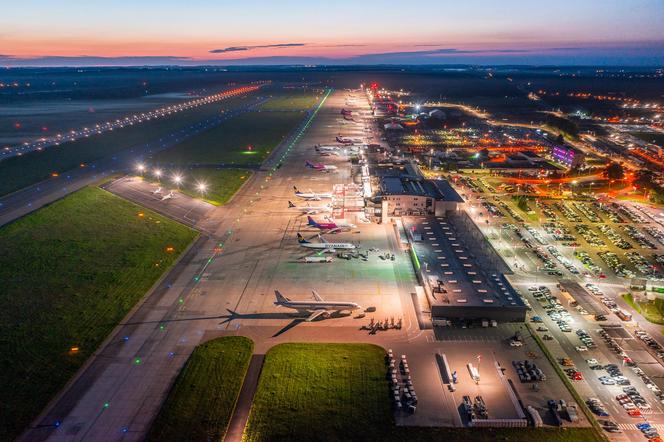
(0, 186), (197, 441)
(0, 95), (257, 197)
(243, 343), (602, 442)
(178, 168), (252, 206)
(147, 336), (253, 442)
(259, 92), (321, 111)
(630, 131), (664, 147)
(153, 111), (305, 166)
(623, 293), (664, 324)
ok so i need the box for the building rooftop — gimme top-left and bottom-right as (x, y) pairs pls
(374, 161), (464, 202)
(403, 216), (525, 311)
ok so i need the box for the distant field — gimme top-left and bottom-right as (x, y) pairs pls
(0, 187), (197, 441)
(631, 131), (664, 147)
(153, 111), (304, 166)
(259, 92), (321, 111)
(147, 336), (253, 442)
(0, 94), (257, 197)
(243, 343), (601, 442)
(167, 168), (252, 206)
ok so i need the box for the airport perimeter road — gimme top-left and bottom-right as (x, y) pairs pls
(0, 94), (266, 228)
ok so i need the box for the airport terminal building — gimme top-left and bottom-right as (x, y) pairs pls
(368, 160), (464, 222)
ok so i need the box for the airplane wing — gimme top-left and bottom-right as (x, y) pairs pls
(318, 234), (328, 244)
(306, 310), (328, 322)
(311, 289), (324, 302)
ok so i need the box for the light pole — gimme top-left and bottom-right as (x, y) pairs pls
(173, 174), (183, 189)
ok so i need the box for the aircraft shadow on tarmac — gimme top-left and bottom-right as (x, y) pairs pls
(220, 309), (352, 337)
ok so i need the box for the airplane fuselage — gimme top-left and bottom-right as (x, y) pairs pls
(276, 300), (360, 311)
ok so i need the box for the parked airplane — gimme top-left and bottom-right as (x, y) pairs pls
(160, 191), (174, 201)
(324, 216), (356, 229)
(336, 136), (362, 144)
(288, 201), (332, 215)
(305, 160), (337, 172)
(293, 186), (333, 200)
(152, 187), (162, 194)
(307, 216), (355, 232)
(274, 289), (361, 321)
(315, 144), (342, 152)
(297, 233), (356, 252)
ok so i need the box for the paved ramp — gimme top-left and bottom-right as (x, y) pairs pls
(224, 354), (265, 442)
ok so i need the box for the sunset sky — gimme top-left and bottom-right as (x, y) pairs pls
(2, 0), (663, 66)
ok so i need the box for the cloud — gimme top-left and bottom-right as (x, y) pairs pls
(313, 44), (368, 48)
(209, 43), (306, 53)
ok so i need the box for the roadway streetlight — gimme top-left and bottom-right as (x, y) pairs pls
(197, 182), (207, 194)
(136, 163), (146, 175)
(173, 174), (183, 188)
(154, 169), (162, 181)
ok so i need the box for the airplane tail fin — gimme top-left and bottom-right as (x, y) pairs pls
(305, 160), (314, 168)
(274, 290), (290, 304)
(307, 216), (318, 227)
(288, 201), (296, 208)
(293, 186), (299, 193)
(311, 289), (324, 302)
(297, 233), (309, 244)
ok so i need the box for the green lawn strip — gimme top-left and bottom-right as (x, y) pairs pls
(526, 323), (607, 442)
(622, 293), (664, 325)
(0, 95), (254, 197)
(259, 92), (322, 111)
(243, 343), (390, 442)
(147, 336), (254, 442)
(0, 186), (197, 441)
(149, 168), (252, 206)
(152, 111), (304, 166)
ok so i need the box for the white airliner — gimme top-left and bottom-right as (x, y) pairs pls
(288, 201), (332, 214)
(293, 186), (333, 200)
(274, 289), (362, 321)
(160, 191), (174, 201)
(152, 187), (162, 195)
(315, 145), (342, 152)
(297, 233), (356, 252)
(324, 216), (356, 229)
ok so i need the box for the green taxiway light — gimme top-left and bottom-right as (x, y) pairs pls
(134, 358), (141, 365)
(103, 402), (110, 408)
(178, 298), (184, 304)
